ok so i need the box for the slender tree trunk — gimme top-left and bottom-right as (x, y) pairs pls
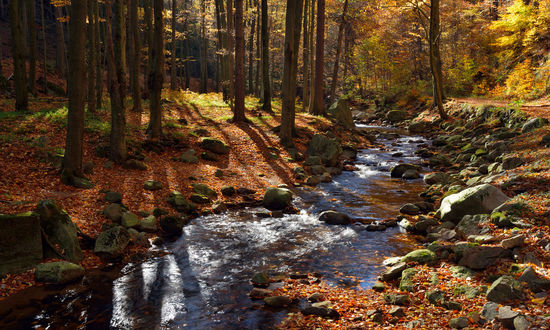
(55, 6), (67, 78)
(429, 0), (447, 119)
(329, 0), (347, 103)
(233, 0), (247, 122)
(62, 0), (88, 186)
(308, 0), (315, 108)
(144, 0), (154, 99)
(40, 0), (47, 94)
(95, 1), (103, 107)
(309, 0), (325, 115)
(170, 0), (178, 90)
(342, 23), (350, 92)
(199, 0), (208, 93)
(260, 0), (271, 112)
(183, 0), (190, 89)
(9, 0), (28, 111)
(149, 0), (164, 139)
(87, 0), (97, 113)
(247, 1), (255, 94)
(302, 0), (309, 107)
(280, 0), (304, 146)
(129, 0), (142, 111)
(227, 0), (235, 106)
(26, 0), (36, 94)
(254, 0), (260, 96)
(106, 0), (127, 162)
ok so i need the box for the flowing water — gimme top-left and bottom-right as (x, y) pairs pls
(0, 126), (428, 329)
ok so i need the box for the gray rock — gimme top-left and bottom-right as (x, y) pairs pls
(320, 172), (332, 182)
(301, 306), (340, 319)
(402, 169), (420, 180)
(36, 200), (83, 263)
(389, 306), (405, 318)
(263, 188), (293, 210)
(518, 267), (550, 293)
(180, 149), (199, 163)
(140, 215), (157, 232)
(380, 262), (407, 282)
(35, 261), (84, 284)
(449, 317), (469, 329)
(264, 295), (291, 308)
(513, 315), (530, 330)
(426, 290), (445, 306)
(306, 175), (321, 186)
(424, 172), (452, 185)
(104, 191), (122, 203)
(497, 306), (519, 329)
(399, 203), (420, 215)
(328, 98), (355, 129)
(103, 203), (123, 222)
(439, 184), (510, 223)
(200, 137), (230, 154)
(501, 234), (525, 249)
(94, 227), (130, 259)
(502, 156), (524, 170)
(459, 245), (510, 270)
(372, 281), (386, 292)
(486, 275), (523, 303)
(481, 301), (499, 321)
(455, 214), (489, 238)
(121, 212), (140, 229)
(144, 180), (162, 191)
(384, 293), (409, 305)
(319, 210), (351, 225)
(251, 272), (270, 287)
(521, 117), (548, 133)
(390, 164), (421, 178)
(0, 212), (43, 276)
(307, 292), (325, 302)
(306, 135), (342, 167)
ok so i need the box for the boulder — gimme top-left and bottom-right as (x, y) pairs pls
(449, 317), (469, 329)
(94, 226), (130, 259)
(386, 110), (407, 123)
(251, 272), (270, 287)
(249, 288), (273, 299)
(455, 214), (489, 238)
(263, 188), (293, 210)
(168, 191), (197, 213)
(35, 261), (84, 284)
(221, 186), (236, 196)
(264, 296), (291, 308)
(192, 183), (217, 198)
(497, 306), (519, 329)
(380, 261), (407, 282)
(104, 191), (122, 203)
(402, 249), (436, 264)
(424, 172), (452, 185)
(306, 176), (321, 186)
(36, 200), (83, 263)
(319, 210), (351, 225)
(103, 203), (123, 222)
(200, 137), (230, 154)
(328, 98), (355, 129)
(481, 301), (499, 321)
(399, 203), (420, 215)
(399, 268), (418, 292)
(140, 215), (157, 232)
(390, 164), (421, 178)
(513, 315), (530, 330)
(521, 117), (548, 133)
(439, 184), (510, 223)
(180, 149), (199, 163)
(402, 170), (420, 180)
(144, 180), (162, 191)
(301, 306), (340, 319)
(502, 156), (524, 170)
(306, 135), (342, 167)
(518, 267), (550, 293)
(501, 234), (525, 249)
(384, 293), (409, 305)
(409, 121), (429, 133)
(486, 275), (523, 303)
(160, 215), (188, 235)
(121, 212), (140, 229)
(0, 212), (43, 276)
(459, 246), (510, 270)
(123, 159), (148, 170)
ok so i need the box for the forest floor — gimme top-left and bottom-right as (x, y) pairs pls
(451, 97), (550, 117)
(0, 90), (372, 300)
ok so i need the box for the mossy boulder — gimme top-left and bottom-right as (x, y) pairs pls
(486, 275), (523, 303)
(328, 98), (354, 129)
(94, 226), (130, 259)
(263, 188), (293, 210)
(399, 268), (419, 292)
(200, 137), (230, 154)
(390, 164), (421, 178)
(0, 212), (43, 276)
(168, 191), (197, 213)
(35, 261), (84, 284)
(386, 110), (407, 123)
(191, 183), (217, 198)
(306, 135), (342, 167)
(439, 184), (509, 223)
(160, 215), (189, 235)
(144, 180), (162, 191)
(121, 212), (140, 229)
(402, 249), (436, 264)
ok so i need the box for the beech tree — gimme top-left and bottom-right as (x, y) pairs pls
(9, 0), (28, 111)
(149, 0), (165, 139)
(429, 0), (448, 119)
(87, 0), (97, 113)
(329, 0), (349, 103)
(233, 0), (247, 122)
(129, 0), (142, 112)
(309, 0), (325, 115)
(170, 0), (178, 90)
(26, 0), (37, 94)
(260, 0), (271, 112)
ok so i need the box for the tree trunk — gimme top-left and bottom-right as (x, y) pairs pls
(247, 1), (255, 94)
(26, 0), (36, 94)
(62, 0), (87, 185)
(429, 0), (447, 119)
(40, 0), (47, 94)
(55, 6), (67, 78)
(87, 0), (97, 113)
(129, 0), (142, 111)
(329, 0), (348, 103)
(149, 0), (164, 139)
(170, 0), (178, 90)
(9, 0), (28, 111)
(199, 0), (208, 93)
(254, 0), (260, 97)
(106, 0), (127, 162)
(260, 0), (271, 112)
(144, 0), (154, 99)
(302, 0), (309, 107)
(95, 1), (103, 107)
(280, 0), (304, 146)
(309, 0), (325, 115)
(233, 0), (247, 122)
(308, 0), (315, 108)
(226, 0), (235, 106)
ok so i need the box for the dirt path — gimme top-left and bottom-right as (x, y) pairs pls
(451, 97), (550, 119)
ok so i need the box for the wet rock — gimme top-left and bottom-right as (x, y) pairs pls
(319, 210), (351, 225)
(144, 180), (162, 191)
(35, 261), (84, 284)
(384, 293), (409, 305)
(308, 292), (325, 302)
(251, 272), (270, 287)
(264, 295), (291, 308)
(402, 169), (420, 180)
(481, 301), (499, 321)
(160, 215), (188, 235)
(386, 110), (407, 123)
(449, 317), (469, 329)
(200, 137), (230, 154)
(249, 288), (272, 300)
(518, 267), (550, 293)
(94, 226), (130, 259)
(399, 203), (420, 215)
(306, 175), (321, 186)
(486, 275), (523, 303)
(36, 200), (83, 263)
(139, 215), (157, 232)
(380, 262), (407, 282)
(121, 212), (140, 229)
(104, 191), (122, 203)
(301, 306), (340, 319)
(320, 172), (332, 183)
(221, 186), (236, 196)
(390, 164), (421, 178)
(501, 234), (525, 249)
(123, 159), (148, 170)
(439, 184), (509, 223)
(263, 188), (293, 210)
(402, 249), (436, 264)
(423, 172), (452, 185)
(212, 202), (227, 214)
(310, 164), (326, 175)
(366, 223), (386, 231)
(0, 212), (42, 276)
(306, 135), (342, 167)
(459, 245), (510, 270)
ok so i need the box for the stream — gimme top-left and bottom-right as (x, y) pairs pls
(0, 126), (428, 329)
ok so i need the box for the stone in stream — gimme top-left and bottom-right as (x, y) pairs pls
(264, 296), (291, 308)
(306, 134), (342, 167)
(251, 272), (270, 287)
(94, 226), (131, 259)
(390, 163), (421, 178)
(249, 288), (273, 300)
(139, 215), (157, 232)
(424, 172), (452, 185)
(486, 275), (523, 303)
(160, 215), (189, 235)
(263, 188), (293, 210)
(318, 210), (351, 225)
(35, 261), (84, 284)
(399, 203), (421, 215)
(438, 184), (509, 223)
(0, 212), (43, 276)
(402, 169), (420, 180)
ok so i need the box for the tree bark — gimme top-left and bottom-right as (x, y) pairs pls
(309, 0), (325, 115)
(149, 0), (164, 139)
(308, 0), (316, 109)
(329, 0), (348, 103)
(302, 0), (309, 107)
(129, 0), (142, 111)
(170, 0), (178, 90)
(55, 6), (67, 78)
(9, 0), (28, 111)
(280, 0), (304, 146)
(233, 0), (247, 122)
(429, 0), (447, 119)
(95, 1), (103, 107)
(62, 0), (87, 184)
(247, 1), (255, 94)
(40, 0), (47, 94)
(87, 0), (97, 113)
(260, 0), (271, 112)
(183, 0), (190, 89)
(26, 0), (37, 94)
(226, 0), (235, 106)
(199, 0), (208, 93)
(144, 0), (154, 99)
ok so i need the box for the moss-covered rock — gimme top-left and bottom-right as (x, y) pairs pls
(35, 261), (84, 284)
(402, 249), (436, 264)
